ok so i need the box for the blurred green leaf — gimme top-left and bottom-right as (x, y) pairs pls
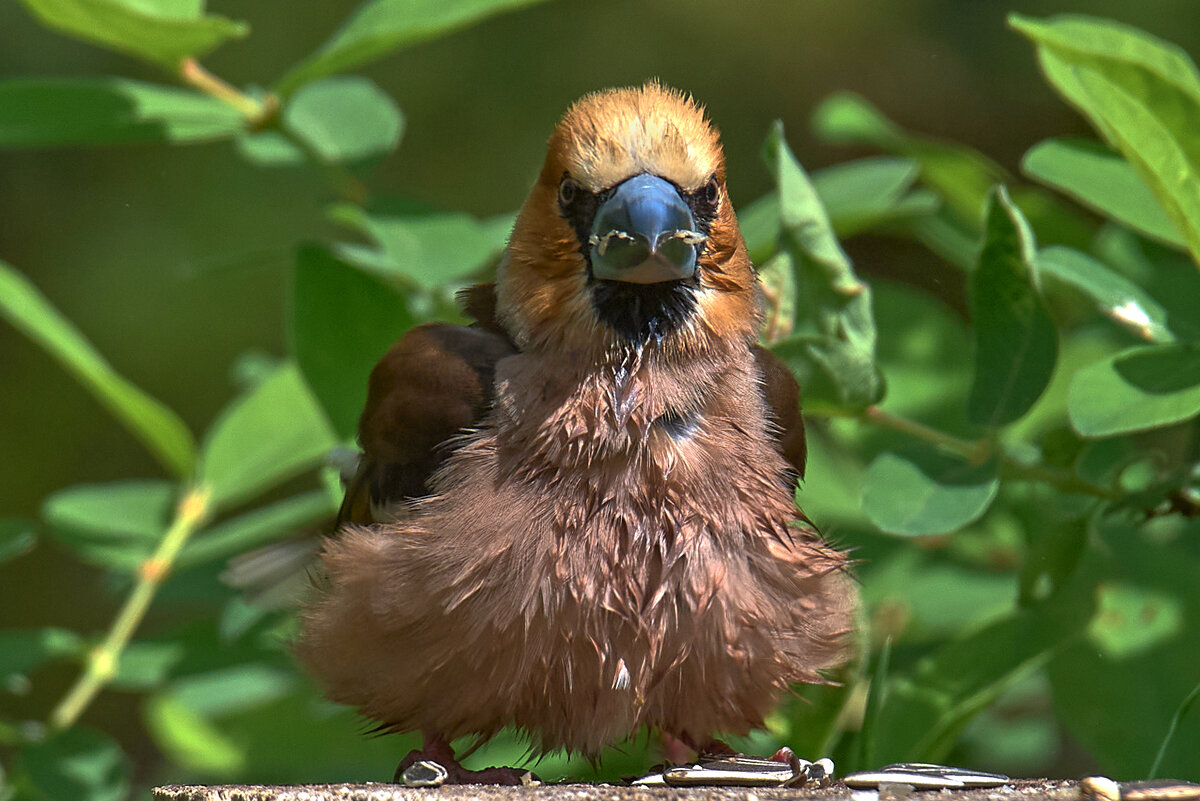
(871, 589), (1094, 765)
(292, 245), (415, 438)
(16, 0), (246, 68)
(968, 187), (1058, 427)
(277, 0), (551, 94)
(812, 92), (1006, 224)
(861, 451), (1000, 537)
(0, 78), (245, 148)
(1152, 681), (1200, 779)
(763, 121), (883, 411)
(0, 629), (84, 685)
(1037, 246), (1173, 343)
(0, 261), (195, 476)
(170, 664), (296, 717)
(20, 726), (129, 801)
(810, 157), (939, 236)
(1068, 343), (1200, 436)
(330, 203), (509, 290)
(144, 693), (244, 774)
(0, 520), (36, 565)
(182, 490), (335, 568)
(238, 76), (403, 166)
(112, 640), (186, 691)
(1050, 514), (1200, 778)
(1022, 138), (1184, 249)
(42, 480), (174, 571)
(197, 362), (337, 508)
(1012, 14), (1200, 266)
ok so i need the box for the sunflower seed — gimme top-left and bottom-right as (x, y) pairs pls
(401, 760), (448, 788)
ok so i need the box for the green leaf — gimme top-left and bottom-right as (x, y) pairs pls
(0, 78), (245, 148)
(0, 520), (36, 565)
(238, 76), (403, 165)
(144, 694), (244, 774)
(0, 261), (195, 476)
(810, 157), (938, 236)
(197, 363), (338, 508)
(17, 0), (247, 68)
(330, 203), (509, 290)
(762, 121), (883, 411)
(182, 490), (334, 568)
(1068, 343), (1200, 436)
(968, 187), (1058, 427)
(1022, 138), (1183, 249)
(811, 92), (1006, 224)
(1049, 514), (1200, 779)
(42, 480), (174, 571)
(20, 726), (129, 801)
(277, 0), (550, 94)
(111, 640), (185, 690)
(861, 450), (1000, 537)
(1011, 14), (1200, 267)
(169, 664), (296, 717)
(0, 629), (84, 685)
(870, 589), (1094, 765)
(292, 245), (415, 438)
(1037, 246), (1172, 343)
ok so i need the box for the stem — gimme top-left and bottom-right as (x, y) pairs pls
(857, 406), (1118, 499)
(178, 58), (265, 121)
(48, 486), (212, 732)
(177, 59), (367, 204)
(861, 406), (992, 464)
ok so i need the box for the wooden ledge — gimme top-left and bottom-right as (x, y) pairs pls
(153, 779), (1082, 801)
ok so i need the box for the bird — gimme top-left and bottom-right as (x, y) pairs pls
(297, 81), (858, 784)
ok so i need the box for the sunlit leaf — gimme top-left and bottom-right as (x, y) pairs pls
(197, 363), (338, 508)
(763, 121), (883, 411)
(0, 520), (36, 566)
(968, 187), (1058, 427)
(861, 450), (999, 537)
(1022, 138), (1183, 249)
(20, 726), (129, 801)
(16, 0), (246, 68)
(810, 157), (938, 236)
(1068, 343), (1200, 436)
(1011, 14), (1200, 266)
(169, 664), (296, 717)
(42, 480), (175, 571)
(292, 245), (415, 437)
(330, 203), (509, 290)
(1088, 583), (1183, 659)
(277, 0), (551, 94)
(0, 261), (195, 476)
(1037, 246), (1172, 343)
(238, 76), (403, 165)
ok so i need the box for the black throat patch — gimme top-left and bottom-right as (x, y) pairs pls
(590, 279), (699, 343)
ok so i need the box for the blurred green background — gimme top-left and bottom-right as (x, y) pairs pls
(3, 1), (1200, 798)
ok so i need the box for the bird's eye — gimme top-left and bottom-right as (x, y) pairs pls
(700, 177), (720, 209)
(558, 177), (579, 208)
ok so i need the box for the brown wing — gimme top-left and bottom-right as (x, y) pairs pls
(338, 316), (516, 525)
(752, 345), (807, 483)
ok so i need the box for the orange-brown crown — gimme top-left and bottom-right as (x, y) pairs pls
(497, 82), (759, 360)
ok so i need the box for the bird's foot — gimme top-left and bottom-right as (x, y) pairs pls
(395, 735), (536, 786)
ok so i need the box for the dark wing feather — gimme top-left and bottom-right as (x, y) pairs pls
(338, 318), (516, 525)
(752, 344), (807, 482)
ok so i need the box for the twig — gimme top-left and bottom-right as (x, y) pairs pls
(48, 486), (212, 732)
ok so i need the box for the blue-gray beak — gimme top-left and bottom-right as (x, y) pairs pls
(589, 174), (705, 284)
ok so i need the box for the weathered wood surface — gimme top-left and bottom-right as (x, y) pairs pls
(153, 779), (1082, 801)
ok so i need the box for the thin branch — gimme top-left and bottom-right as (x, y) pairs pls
(178, 58), (266, 122)
(48, 486), (212, 732)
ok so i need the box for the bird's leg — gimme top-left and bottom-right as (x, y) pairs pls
(394, 732), (529, 786)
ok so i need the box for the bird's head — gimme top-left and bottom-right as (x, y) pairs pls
(497, 82), (760, 361)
